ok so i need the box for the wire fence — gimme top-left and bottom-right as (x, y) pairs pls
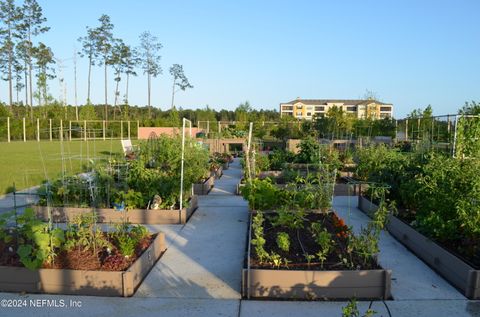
(0, 118), (140, 142)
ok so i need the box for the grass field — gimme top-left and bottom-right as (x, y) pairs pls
(0, 140), (125, 194)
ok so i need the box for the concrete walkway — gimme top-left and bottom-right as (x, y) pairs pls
(0, 186), (39, 212)
(0, 159), (479, 317)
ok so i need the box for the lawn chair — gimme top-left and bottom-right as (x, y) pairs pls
(121, 139), (137, 159)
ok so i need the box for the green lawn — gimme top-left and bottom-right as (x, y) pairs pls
(0, 140), (125, 194)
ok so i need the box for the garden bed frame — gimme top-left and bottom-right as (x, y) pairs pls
(0, 232), (167, 297)
(358, 195), (480, 299)
(193, 176), (215, 195)
(34, 195), (198, 225)
(242, 213), (392, 300)
(211, 166), (223, 179)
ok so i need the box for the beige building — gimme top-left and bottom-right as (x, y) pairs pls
(280, 98), (393, 120)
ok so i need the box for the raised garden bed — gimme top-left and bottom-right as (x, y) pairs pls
(222, 162), (229, 170)
(34, 195), (198, 224)
(0, 232), (166, 297)
(193, 176), (215, 195)
(358, 195), (480, 299)
(242, 211), (392, 300)
(211, 166), (223, 179)
(236, 179), (245, 195)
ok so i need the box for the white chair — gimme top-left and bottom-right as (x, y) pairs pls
(121, 139), (137, 158)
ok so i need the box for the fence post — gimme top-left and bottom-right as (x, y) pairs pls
(7, 117), (10, 143)
(405, 119), (409, 141)
(128, 121), (131, 139)
(49, 119), (52, 141)
(60, 119), (63, 141)
(36, 118), (40, 142)
(84, 120), (87, 141)
(120, 120), (123, 139)
(23, 117), (26, 142)
(103, 120), (106, 140)
(137, 120), (139, 140)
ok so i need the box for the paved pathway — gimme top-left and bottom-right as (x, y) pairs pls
(0, 158), (479, 317)
(135, 159), (248, 299)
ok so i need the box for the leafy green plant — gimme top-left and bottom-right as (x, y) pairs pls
(241, 178), (280, 210)
(16, 209), (65, 269)
(276, 232), (290, 252)
(342, 299), (376, 317)
(117, 234), (136, 257)
(113, 189), (144, 210)
(271, 208), (305, 230)
(63, 213), (110, 254)
(295, 136), (320, 164)
(251, 212), (269, 263)
(310, 223), (333, 268)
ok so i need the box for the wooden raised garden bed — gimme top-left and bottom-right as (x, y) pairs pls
(34, 195), (198, 225)
(193, 176), (215, 195)
(211, 166), (223, 179)
(222, 162), (229, 170)
(0, 232), (166, 297)
(358, 195), (480, 299)
(242, 212), (392, 300)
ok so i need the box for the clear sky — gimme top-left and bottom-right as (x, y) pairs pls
(2, 0), (479, 118)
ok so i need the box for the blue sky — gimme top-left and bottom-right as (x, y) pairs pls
(2, 0), (479, 117)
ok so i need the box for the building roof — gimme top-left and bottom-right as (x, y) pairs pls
(282, 99), (390, 106)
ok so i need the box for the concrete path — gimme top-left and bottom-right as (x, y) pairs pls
(0, 158), (479, 317)
(135, 159), (249, 299)
(333, 196), (466, 301)
(0, 186), (39, 212)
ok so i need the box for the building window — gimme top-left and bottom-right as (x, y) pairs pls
(315, 106), (325, 111)
(282, 105), (293, 111)
(306, 112), (312, 116)
(296, 104), (303, 109)
(380, 106), (391, 112)
(296, 111), (302, 116)
(346, 106), (357, 111)
(380, 113), (391, 118)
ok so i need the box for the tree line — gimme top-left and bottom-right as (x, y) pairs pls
(0, 0), (193, 121)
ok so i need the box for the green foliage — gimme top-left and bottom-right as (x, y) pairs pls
(241, 178), (280, 210)
(113, 189), (144, 210)
(276, 232), (290, 252)
(455, 116), (480, 158)
(342, 299), (376, 317)
(310, 222), (333, 267)
(268, 149), (295, 170)
(295, 136), (320, 164)
(414, 155), (480, 241)
(251, 212), (269, 263)
(271, 208), (305, 229)
(16, 208), (65, 269)
(63, 213), (111, 254)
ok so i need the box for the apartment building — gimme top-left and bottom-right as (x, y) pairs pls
(280, 98), (394, 120)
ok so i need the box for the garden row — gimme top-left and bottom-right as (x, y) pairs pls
(0, 135), (234, 297)
(239, 143), (392, 300)
(354, 145), (480, 299)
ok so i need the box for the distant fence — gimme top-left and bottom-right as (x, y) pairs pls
(0, 118), (140, 142)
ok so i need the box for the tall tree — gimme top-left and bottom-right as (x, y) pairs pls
(13, 56), (24, 104)
(123, 45), (139, 106)
(78, 26), (98, 104)
(0, 0), (22, 107)
(109, 38), (129, 119)
(19, 0), (49, 116)
(169, 64), (193, 109)
(138, 31), (162, 116)
(93, 14), (114, 120)
(32, 42), (55, 108)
